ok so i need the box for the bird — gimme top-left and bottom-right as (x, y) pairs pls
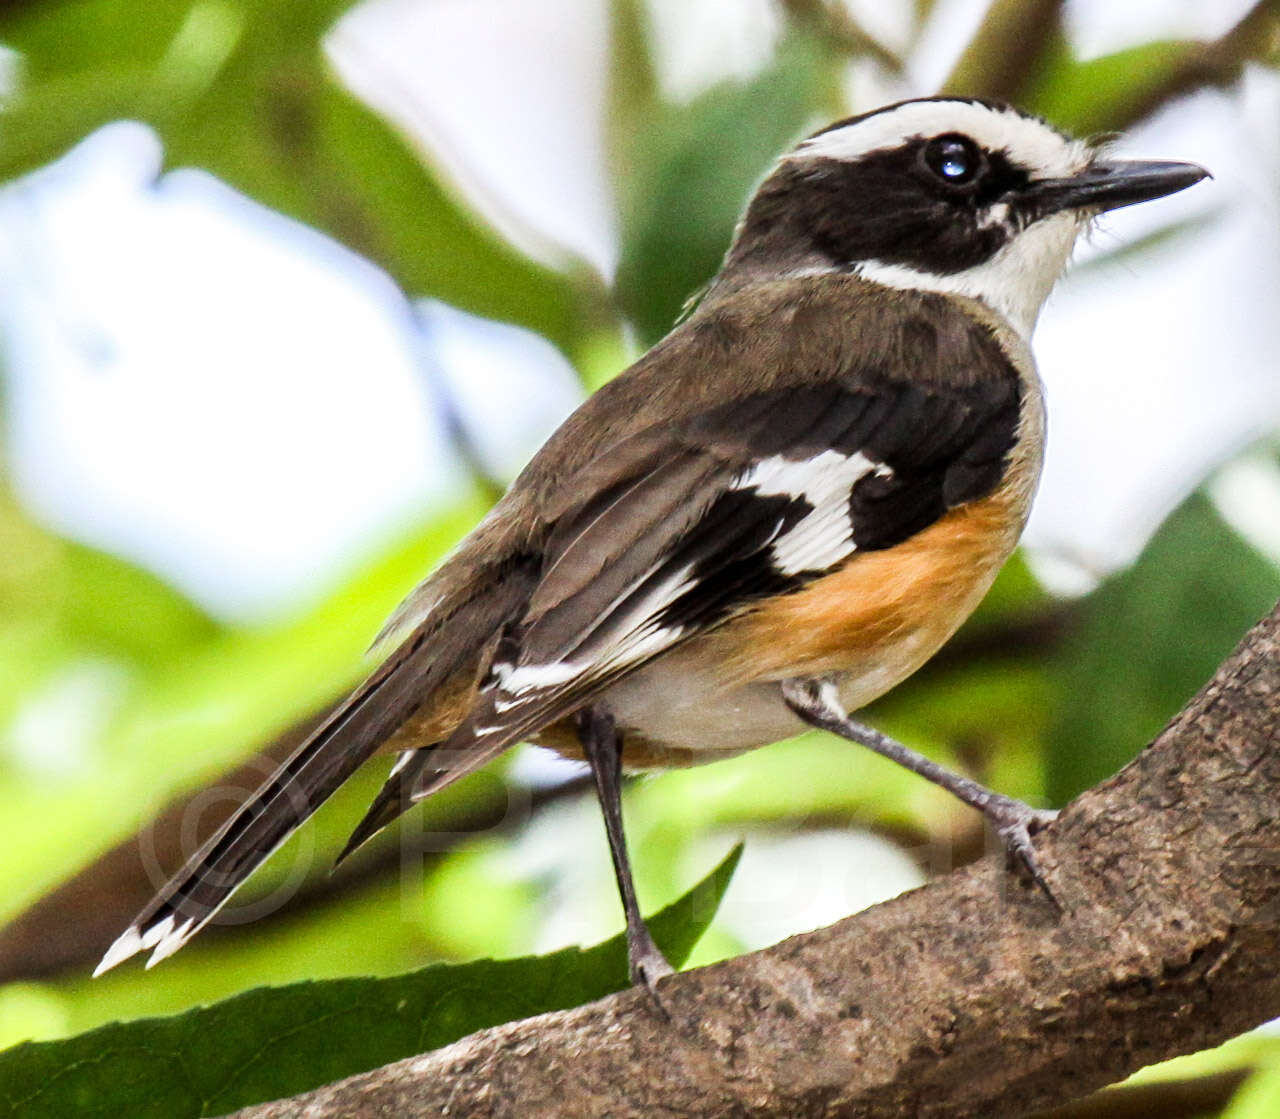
(95, 97), (1208, 989)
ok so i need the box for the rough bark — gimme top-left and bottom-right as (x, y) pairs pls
(233, 603), (1280, 1119)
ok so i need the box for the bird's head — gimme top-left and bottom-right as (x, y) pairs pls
(721, 97), (1208, 336)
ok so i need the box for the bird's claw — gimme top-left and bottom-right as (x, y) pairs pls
(628, 930), (675, 1015)
(985, 797), (1061, 908)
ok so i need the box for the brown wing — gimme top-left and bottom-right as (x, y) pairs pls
(375, 374), (1020, 820)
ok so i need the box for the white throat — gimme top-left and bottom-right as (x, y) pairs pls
(852, 210), (1085, 339)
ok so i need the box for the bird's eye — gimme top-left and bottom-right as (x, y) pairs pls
(922, 135), (984, 186)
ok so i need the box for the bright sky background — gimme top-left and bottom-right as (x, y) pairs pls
(1, 0), (1277, 626)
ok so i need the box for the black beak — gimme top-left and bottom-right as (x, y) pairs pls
(1024, 159), (1210, 216)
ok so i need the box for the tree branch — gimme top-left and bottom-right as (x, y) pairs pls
(232, 602), (1280, 1119)
(1107, 0), (1280, 133)
(779, 0), (906, 74)
(941, 0), (1066, 102)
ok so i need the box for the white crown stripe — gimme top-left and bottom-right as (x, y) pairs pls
(793, 101), (1090, 181)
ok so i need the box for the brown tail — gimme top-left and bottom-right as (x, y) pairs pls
(94, 636), (431, 975)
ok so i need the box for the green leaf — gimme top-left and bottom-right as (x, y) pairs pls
(1022, 36), (1196, 136)
(1223, 1061), (1280, 1119)
(0, 0), (600, 353)
(1045, 491), (1280, 803)
(0, 499), (486, 925)
(0, 486), (220, 651)
(0, 844), (741, 1119)
(612, 31), (829, 343)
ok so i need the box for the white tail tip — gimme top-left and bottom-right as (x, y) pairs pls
(93, 925), (145, 977)
(93, 911), (201, 976)
(144, 917), (197, 969)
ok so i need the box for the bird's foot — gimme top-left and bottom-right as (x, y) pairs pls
(628, 926), (675, 1012)
(982, 795), (1060, 906)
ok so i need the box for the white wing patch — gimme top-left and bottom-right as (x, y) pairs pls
(735, 449), (888, 576)
(388, 748), (418, 777)
(493, 659), (583, 703)
(591, 565), (694, 673)
(490, 564), (696, 717)
(482, 450), (888, 725)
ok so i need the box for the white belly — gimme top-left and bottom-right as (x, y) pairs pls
(598, 630), (946, 760)
(600, 650), (805, 757)
(597, 544), (1017, 760)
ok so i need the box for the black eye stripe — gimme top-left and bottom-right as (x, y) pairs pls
(733, 129), (1038, 276)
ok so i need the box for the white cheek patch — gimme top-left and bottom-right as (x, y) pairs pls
(736, 448), (882, 500)
(734, 449), (890, 576)
(978, 201), (1011, 229)
(855, 209), (1085, 338)
(781, 100), (1093, 337)
(794, 100), (1090, 180)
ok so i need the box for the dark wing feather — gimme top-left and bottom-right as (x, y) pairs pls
(97, 280), (1027, 973)
(393, 375), (1021, 811)
(94, 633), (437, 973)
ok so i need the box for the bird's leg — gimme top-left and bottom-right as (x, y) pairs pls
(576, 706), (675, 992)
(781, 677), (1059, 903)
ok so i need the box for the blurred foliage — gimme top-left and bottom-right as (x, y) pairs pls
(1224, 1062), (1280, 1119)
(1047, 488), (1280, 803)
(0, 846), (739, 1119)
(612, 30), (829, 343)
(0, 0), (1276, 1116)
(0, 493), (488, 926)
(0, 0), (604, 355)
(0, 484), (221, 749)
(1025, 37), (1204, 135)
